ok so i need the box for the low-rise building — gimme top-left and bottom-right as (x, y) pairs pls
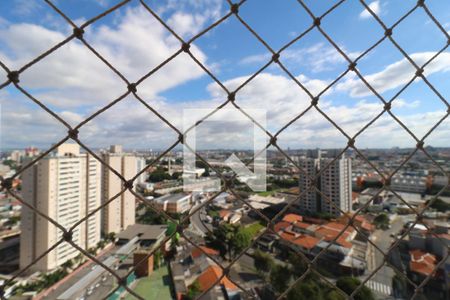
(153, 193), (192, 214)
(391, 174), (428, 194)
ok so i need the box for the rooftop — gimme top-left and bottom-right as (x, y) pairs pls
(154, 193), (191, 203)
(116, 224), (167, 241)
(197, 265), (238, 292)
(409, 249), (438, 277)
(282, 213), (303, 224)
(191, 246), (220, 259)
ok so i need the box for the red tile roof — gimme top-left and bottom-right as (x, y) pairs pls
(282, 214), (302, 224)
(219, 210), (230, 219)
(292, 235), (320, 249)
(409, 250), (437, 277)
(314, 222), (355, 249)
(197, 265), (238, 291)
(274, 221), (291, 234)
(280, 231), (297, 242)
(293, 222), (311, 230)
(191, 246), (219, 259)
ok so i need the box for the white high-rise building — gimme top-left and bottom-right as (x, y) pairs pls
(101, 145), (139, 235)
(298, 150), (352, 217)
(298, 158), (319, 213)
(20, 144), (101, 272)
(319, 156), (352, 216)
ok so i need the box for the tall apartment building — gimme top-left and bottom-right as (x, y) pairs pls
(320, 155), (352, 216)
(101, 145), (141, 234)
(298, 150), (352, 216)
(20, 144), (101, 272)
(298, 157), (319, 213)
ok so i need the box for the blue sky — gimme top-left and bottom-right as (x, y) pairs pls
(0, 0), (449, 150)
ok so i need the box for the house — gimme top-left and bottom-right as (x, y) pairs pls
(196, 265), (240, 299)
(191, 246), (220, 260)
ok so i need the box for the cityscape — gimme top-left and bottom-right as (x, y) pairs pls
(0, 0), (450, 300)
(0, 145), (449, 299)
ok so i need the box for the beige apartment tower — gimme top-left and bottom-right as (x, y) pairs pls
(101, 145), (138, 234)
(298, 150), (352, 217)
(20, 144), (101, 272)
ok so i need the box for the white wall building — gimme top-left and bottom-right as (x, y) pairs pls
(391, 174), (427, 194)
(20, 144), (101, 272)
(101, 145), (138, 235)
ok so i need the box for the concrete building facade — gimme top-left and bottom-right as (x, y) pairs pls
(101, 145), (138, 234)
(298, 150), (352, 216)
(20, 144), (101, 272)
(320, 156), (352, 216)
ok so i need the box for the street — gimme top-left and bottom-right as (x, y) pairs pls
(189, 203), (212, 237)
(363, 214), (407, 298)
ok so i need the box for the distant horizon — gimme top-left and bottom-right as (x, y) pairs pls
(2, 145), (450, 154)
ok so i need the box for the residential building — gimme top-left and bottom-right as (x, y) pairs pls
(170, 244), (240, 300)
(20, 144), (101, 272)
(9, 150), (23, 163)
(153, 193), (192, 214)
(101, 145), (139, 234)
(298, 150), (352, 216)
(298, 152), (319, 213)
(320, 155), (352, 216)
(135, 156), (147, 184)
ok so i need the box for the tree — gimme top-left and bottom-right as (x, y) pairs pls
(231, 229), (251, 256)
(205, 224), (236, 259)
(288, 252), (308, 277)
(106, 232), (116, 242)
(336, 277), (374, 300)
(287, 281), (323, 300)
(270, 264), (291, 294)
(185, 280), (201, 300)
(171, 172), (182, 180)
(253, 250), (274, 275)
(148, 167), (172, 182)
(61, 259), (73, 270)
(373, 213), (389, 230)
(87, 247), (97, 256)
(137, 208), (166, 225)
(195, 160), (209, 169)
(324, 290), (346, 300)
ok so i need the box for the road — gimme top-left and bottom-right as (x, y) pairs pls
(43, 246), (126, 300)
(363, 214), (406, 298)
(189, 203), (212, 236)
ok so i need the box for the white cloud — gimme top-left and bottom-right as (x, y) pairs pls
(0, 6), (210, 110)
(359, 1), (380, 19)
(2, 69), (448, 150)
(391, 99), (420, 109)
(336, 52), (450, 97)
(240, 43), (360, 73)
